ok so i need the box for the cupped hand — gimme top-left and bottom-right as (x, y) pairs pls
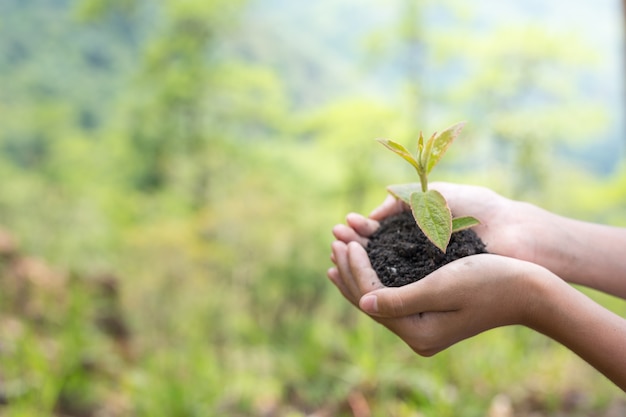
(329, 183), (626, 388)
(335, 182), (545, 266)
(429, 182), (538, 262)
(328, 242), (547, 356)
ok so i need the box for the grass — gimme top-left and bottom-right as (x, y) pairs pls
(3, 252), (623, 416)
(1, 152), (626, 416)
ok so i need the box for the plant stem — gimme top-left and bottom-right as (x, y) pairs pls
(418, 171), (428, 192)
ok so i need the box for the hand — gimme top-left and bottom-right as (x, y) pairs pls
(328, 242), (546, 356)
(334, 182), (548, 267)
(373, 182), (544, 261)
(366, 182), (626, 297)
(329, 182), (626, 389)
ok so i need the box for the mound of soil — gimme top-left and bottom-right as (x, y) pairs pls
(366, 211), (488, 287)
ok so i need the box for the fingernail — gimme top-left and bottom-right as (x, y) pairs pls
(360, 294), (378, 314)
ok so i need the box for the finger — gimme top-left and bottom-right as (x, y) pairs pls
(346, 213), (380, 238)
(369, 194), (408, 221)
(331, 241), (361, 303)
(327, 267), (357, 307)
(431, 182), (496, 222)
(347, 241), (385, 295)
(429, 181), (455, 193)
(332, 224), (369, 247)
(359, 265), (462, 318)
(430, 182), (466, 216)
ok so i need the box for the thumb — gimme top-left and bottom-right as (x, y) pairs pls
(359, 269), (457, 317)
(359, 287), (417, 318)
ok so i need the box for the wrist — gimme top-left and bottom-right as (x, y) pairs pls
(521, 264), (593, 341)
(518, 263), (565, 331)
(521, 263), (626, 389)
(511, 201), (570, 277)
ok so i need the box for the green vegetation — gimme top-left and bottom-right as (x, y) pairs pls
(378, 122), (479, 252)
(0, 1), (625, 416)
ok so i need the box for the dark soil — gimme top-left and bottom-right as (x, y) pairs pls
(366, 211), (488, 287)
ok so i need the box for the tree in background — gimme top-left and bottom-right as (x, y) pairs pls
(366, 0), (611, 200)
(1, 1), (625, 415)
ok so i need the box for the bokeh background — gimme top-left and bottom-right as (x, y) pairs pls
(1, 0), (626, 416)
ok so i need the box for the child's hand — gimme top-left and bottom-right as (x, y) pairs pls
(328, 242), (544, 355)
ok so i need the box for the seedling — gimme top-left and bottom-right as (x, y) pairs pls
(377, 121), (479, 252)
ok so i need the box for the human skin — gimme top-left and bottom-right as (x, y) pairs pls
(328, 182), (626, 391)
(335, 182), (626, 297)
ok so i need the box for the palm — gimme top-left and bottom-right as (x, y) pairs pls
(431, 183), (539, 263)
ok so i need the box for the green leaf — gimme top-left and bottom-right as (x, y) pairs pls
(420, 131), (436, 173)
(425, 121), (466, 174)
(417, 131), (425, 162)
(452, 216), (480, 232)
(376, 139), (420, 172)
(387, 183), (422, 205)
(410, 190), (452, 253)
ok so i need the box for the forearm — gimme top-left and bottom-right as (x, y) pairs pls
(528, 269), (626, 391)
(524, 204), (626, 298)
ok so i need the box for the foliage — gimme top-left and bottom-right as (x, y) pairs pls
(0, 0), (624, 416)
(377, 122), (479, 252)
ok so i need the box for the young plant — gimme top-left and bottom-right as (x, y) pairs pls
(376, 121), (479, 252)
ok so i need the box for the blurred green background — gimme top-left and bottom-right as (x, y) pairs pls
(1, 0), (626, 416)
